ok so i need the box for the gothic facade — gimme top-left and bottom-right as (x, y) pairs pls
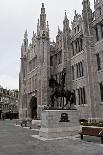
(19, 0), (103, 120)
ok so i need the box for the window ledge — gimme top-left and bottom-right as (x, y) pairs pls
(71, 50), (84, 59)
(72, 76), (86, 81)
(75, 104), (88, 107)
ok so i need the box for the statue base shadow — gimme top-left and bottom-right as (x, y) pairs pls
(39, 109), (80, 139)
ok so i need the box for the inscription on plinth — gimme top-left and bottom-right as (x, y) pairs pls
(59, 113), (70, 122)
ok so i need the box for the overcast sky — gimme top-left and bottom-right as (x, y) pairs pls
(0, 0), (94, 90)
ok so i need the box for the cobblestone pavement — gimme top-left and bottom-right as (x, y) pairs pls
(0, 120), (103, 155)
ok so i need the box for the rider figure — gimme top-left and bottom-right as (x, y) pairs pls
(61, 68), (66, 90)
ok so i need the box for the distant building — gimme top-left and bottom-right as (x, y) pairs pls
(0, 87), (19, 119)
(19, 0), (103, 120)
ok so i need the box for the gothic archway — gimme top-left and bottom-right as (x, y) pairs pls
(30, 96), (37, 119)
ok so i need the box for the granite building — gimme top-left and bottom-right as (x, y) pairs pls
(19, 0), (103, 120)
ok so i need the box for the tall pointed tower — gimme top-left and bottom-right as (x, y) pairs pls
(63, 11), (72, 90)
(37, 3), (50, 118)
(19, 30), (28, 119)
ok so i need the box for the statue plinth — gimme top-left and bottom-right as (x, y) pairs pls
(39, 110), (80, 139)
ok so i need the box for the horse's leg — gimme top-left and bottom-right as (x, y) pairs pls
(52, 96), (55, 107)
(56, 96), (58, 108)
(60, 97), (62, 107)
(65, 98), (69, 109)
(50, 95), (54, 107)
(62, 97), (67, 109)
(48, 95), (52, 107)
(63, 96), (64, 107)
(69, 101), (71, 109)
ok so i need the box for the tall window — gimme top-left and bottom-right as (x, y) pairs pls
(32, 76), (34, 91)
(101, 25), (103, 38)
(23, 68), (26, 78)
(76, 64), (79, 78)
(80, 88), (83, 104)
(55, 54), (57, 66)
(76, 62), (84, 78)
(29, 61), (32, 72)
(78, 63), (81, 77)
(72, 42), (74, 56)
(74, 28), (76, 34)
(76, 41), (78, 53)
(43, 42), (44, 63)
(77, 25), (79, 32)
(34, 45), (35, 53)
(72, 66), (74, 80)
(77, 39), (80, 53)
(80, 38), (83, 51)
(80, 62), (84, 77)
(50, 56), (53, 66)
(35, 74), (37, 90)
(73, 90), (76, 105)
(77, 87), (86, 105)
(99, 7), (102, 16)
(100, 82), (103, 102)
(96, 27), (99, 41)
(82, 87), (86, 104)
(96, 53), (101, 70)
(32, 58), (35, 69)
(78, 89), (80, 105)
(58, 51), (62, 65)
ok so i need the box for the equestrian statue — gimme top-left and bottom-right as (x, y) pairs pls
(46, 68), (76, 110)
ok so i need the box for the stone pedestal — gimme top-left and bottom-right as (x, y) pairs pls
(37, 105), (46, 119)
(39, 110), (80, 139)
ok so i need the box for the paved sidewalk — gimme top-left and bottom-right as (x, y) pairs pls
(0, 120), (103, 155)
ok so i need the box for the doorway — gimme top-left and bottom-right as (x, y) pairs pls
(30, 96), (37, 119)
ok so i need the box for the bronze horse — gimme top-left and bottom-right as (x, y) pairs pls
(48, 76), (75, 109)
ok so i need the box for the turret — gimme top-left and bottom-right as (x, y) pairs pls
(40, 3), (46, 30)
(82, 0), (93, 35)
(46, 21), (49, 32)
(24, 30), (28, 46)
(63, 11), (70, 50)
(37, 18), (40, 36)
(63, 11), (69, 32)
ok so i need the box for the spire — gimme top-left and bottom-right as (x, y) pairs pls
(24, 29), (28, 40)
(82, 0), (90, 10)
(41, 3), (45, 14)
(63, 11), (69, 32)
(46, 21), (49, 32)
(37, 18), (40, 36)
(24, 29), (28, 46)
(40, 3), (46, 30)
(58, 26), (60, 34)
(64, 10), (67, 20)
(75, 10), (77, 16)
(82, 0), (92, 19)
(82, 0), (93, 35)
(33, 31), (35, 37)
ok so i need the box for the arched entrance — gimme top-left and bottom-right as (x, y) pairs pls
(30, 96), (37, 119)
